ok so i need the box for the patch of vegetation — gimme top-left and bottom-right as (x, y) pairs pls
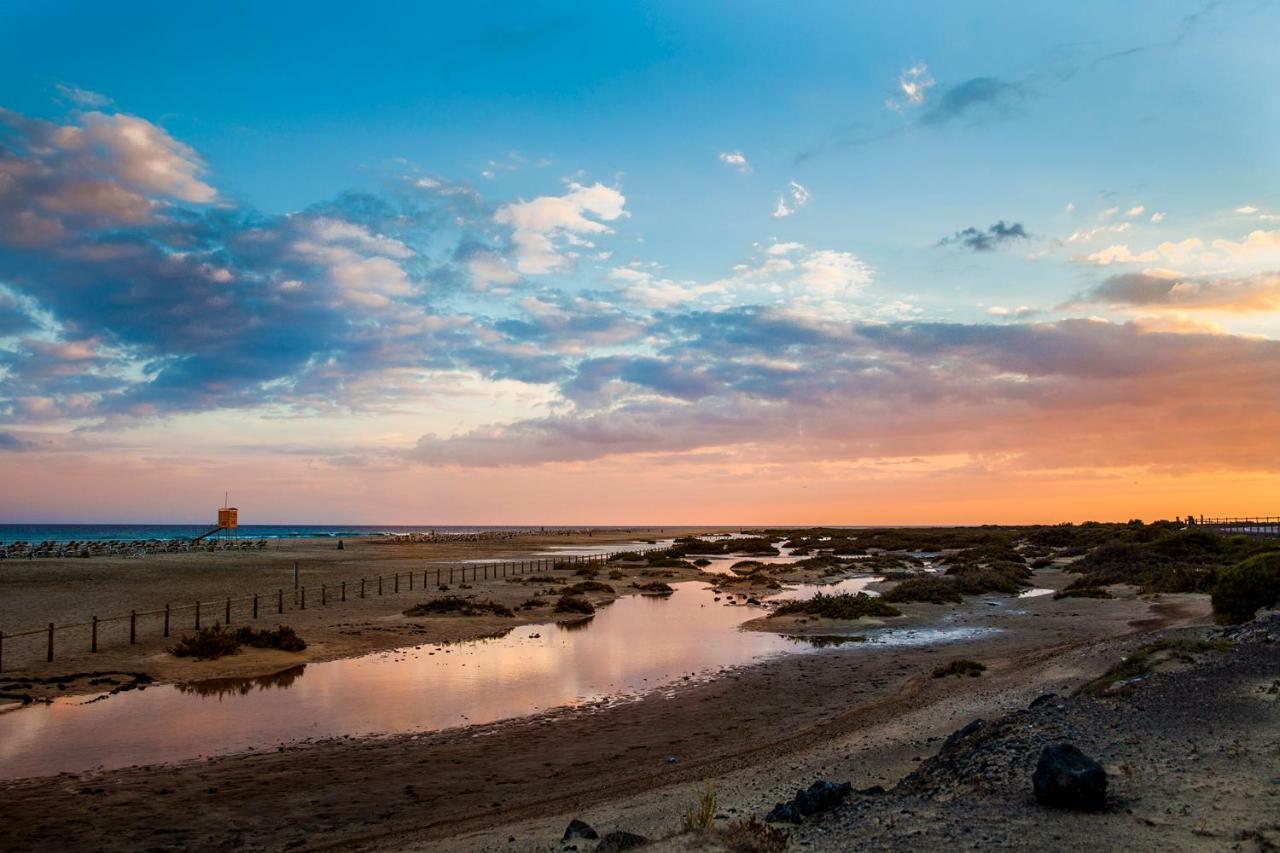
(945, 562), (1032, 595)
(881, 576), (962, 604)
(170, 625), (306, 659)
(1053, 585), (1113, 600)
(771, 592), (901, 620)
(519, 597), (546, 610)
(1075, 637), (1233, 696)
(1065, 529), (1276, 594)
(564, 580), (615, 595)
(932, 658), (986, 678)
(710, 816), (789, 853)
(1212, 553), (1280, 624)
(609, 569), (626, 580)
(403, 597), (515, 617)
(693, 558), (712, 567)
(554, 595), (595, 615)
(714, 572), (782, 589)
(574, 566), (600, 578)
(795, 634), (867, 648)
(524, 575), (564, 584)
(634, 581), (674, 594)
(681, 781), (716, 832)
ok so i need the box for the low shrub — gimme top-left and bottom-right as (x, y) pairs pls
(1212, 553), (1280, 624)
(711, 817), (788, 853)
(519, 597), (546, 610)
(634, 581), (674, 594)
(932, 659), (986, 678)
(564, 581), (615, 595)
(1076, 637), (1232, 695)
(170, 624), (306, 659)
(771, 592), (901, 620)
(1054, 585), (1113, 600)
(681, 781), (716, 832)
(609, 569), (626, 580)
(403, 597), (515, 618)
(881, 576), (962, 605)
(554, 595), (595, 615)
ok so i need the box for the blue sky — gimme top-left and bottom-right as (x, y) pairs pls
(1, 1), (1278, 522)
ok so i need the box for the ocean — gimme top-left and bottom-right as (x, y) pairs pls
(0, 524), (566, 544)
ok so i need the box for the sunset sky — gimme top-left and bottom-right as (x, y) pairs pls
(1, 1), (1278, 524)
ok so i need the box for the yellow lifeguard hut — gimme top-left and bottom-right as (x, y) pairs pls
(194, 494), (240, 542)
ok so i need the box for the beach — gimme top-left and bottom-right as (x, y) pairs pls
(3, 527), (1272, 851)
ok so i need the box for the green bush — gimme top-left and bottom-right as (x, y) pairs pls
(404, 597), (514, 617)
(170, 624), (306, 659)
(770, 592), (900, 620)
(1212, 553), (1280, 624)
(881, 576), (962, 604)
(564, 580), (614, 595)
(554, 595), (595, 615)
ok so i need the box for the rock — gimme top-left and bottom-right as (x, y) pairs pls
(857, 784), (886, 795)
(1033, 743), (1107, 811)
(595, 830), (649, 851)
(941, 718), (985, 751)
(1028, 693), (1060, 709)
(765, 779), (853, 823)
(563, 819), (599, 841)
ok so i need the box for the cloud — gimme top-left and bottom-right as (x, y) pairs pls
(885, 63), (936, 112)
(1151, 211), (1166, 223)
(494, 181), (626, 274)
(772, 181), (810, 218)
(54, 84), (112, 108)
(1078, 244), (1159, 265)
(412, 314), (1280, 474)
(0, 431), (28, 451)
(986, 305), (1039, 320)
(1126, 205), (1146, 218)
(918, 77), (1025, 126)
(938, 221), (1030, 252)
(718, 151), (750, 173)
(1066, 270), (1280, 313)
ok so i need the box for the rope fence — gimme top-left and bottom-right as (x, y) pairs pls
(1197, 516), (1280, 538)
(0, 547), (664, 673)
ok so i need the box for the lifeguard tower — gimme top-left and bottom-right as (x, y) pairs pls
(194, 495), (240, 542)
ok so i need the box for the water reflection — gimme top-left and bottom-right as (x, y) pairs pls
(0, 579), (994, 780)
(176, 666), (307, 700)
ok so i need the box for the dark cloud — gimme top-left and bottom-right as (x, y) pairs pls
(1065, 271), (1280, 312)
(937, 221), (1030, 252)
(0, 431), (26, 451)
(918, 77), (1025, 126)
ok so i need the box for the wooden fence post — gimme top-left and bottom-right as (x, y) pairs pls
(342, 581), (346, 602)
(378, 576), (383, 596)
(164, 604), (170, 637)
(0, 630), (4, 673)
(92, 616), (98, 652)
(253, 594), (258, 620)
(225, 598), (231, 625)
(130, 610), (137, 644)
(322, 584), (326, 606)
(47, 623), (54, 662)
(278, 589), (284, 614)
(394, 573), (399, 594)
(196, 601), (201, 629)
(360, 578), (366, 599)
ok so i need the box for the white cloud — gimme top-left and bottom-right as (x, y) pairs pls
(1064, 202), (1075, 214)
(796, 250), (873, 296)
(718, 151), (750, 173)
(54, 84), (112, 108)
(467, 250), (521, 289)
(1150, 211), (1166, 223)
(772, 181), (811, 218)
(1080, 244), (1159, 266)
(494, 181), (626, 274)
(1125, 205), (1146, 218)
(1098, 206), (1120, 221)
(885, 63), (935, 112)
(1236, 205), (1259, 215)
(608, 267), (725, 309)
(765, 241), (805, 255)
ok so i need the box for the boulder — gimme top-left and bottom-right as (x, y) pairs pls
(563, 818), (599, 841)
(1032, 743), (1107, 811)
(765, 779), (852, 823)
(595, 830), (649, 851)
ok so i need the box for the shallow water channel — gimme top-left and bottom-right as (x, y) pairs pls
(0, 578), (985, 779)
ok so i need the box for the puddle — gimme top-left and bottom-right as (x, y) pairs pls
(0, 579), (991, 780)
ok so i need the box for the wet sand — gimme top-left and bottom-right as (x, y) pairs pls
(0, 555), (1214, 852)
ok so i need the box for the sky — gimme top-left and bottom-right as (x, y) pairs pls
(1, 0), (1278, 524)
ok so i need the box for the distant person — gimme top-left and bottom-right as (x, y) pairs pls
(337, 539), (344, 550)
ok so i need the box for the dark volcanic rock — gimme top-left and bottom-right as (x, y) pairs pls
(563, 818), (599, 841)
(595, 830), (649, 851)
(765, 779), (853, 823)
(1032, 743), (1107, 811)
